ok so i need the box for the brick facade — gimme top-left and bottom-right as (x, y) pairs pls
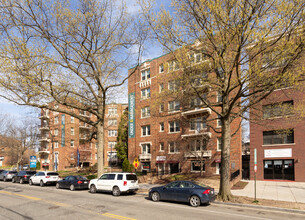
(250, 88), (305, 181)
(128, 53), (242, 176)
(39, 103), (127, 171)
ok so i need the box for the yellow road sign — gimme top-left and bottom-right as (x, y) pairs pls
(133, 158), (139, 169)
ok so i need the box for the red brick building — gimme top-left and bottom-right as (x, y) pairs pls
(128, 53), (242, 176)
(250, 88), (305, 181)
(39, 103), (127, 171)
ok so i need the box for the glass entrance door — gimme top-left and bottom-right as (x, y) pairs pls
(264, 160), (294, 180)
(274, 160), (283, 179)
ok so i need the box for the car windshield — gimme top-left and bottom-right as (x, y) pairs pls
(76, 176), (87, 180)
(26, 171), (36, 175)
(47, 172), (59, 176)
(9, 171), (17, 174)
(126, 174), (137, 181)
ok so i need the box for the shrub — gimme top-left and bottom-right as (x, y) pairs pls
(122, 158), (133, 172)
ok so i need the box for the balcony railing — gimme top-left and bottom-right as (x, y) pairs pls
(181, 130), (212, 139)
(39, 137), (50, 142)
(39, 113), (49, 119)
(39, 125), (49, 130)
(79, 123), (90, 129)
(181, 107), (211, 117)
(184, 150), (212, 158)
(139, 153), (152, 160)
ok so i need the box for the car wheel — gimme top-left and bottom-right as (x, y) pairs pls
(112, 186), (120, 196)
(90, 185), (97, 193)
(12, 178), (15, 183)
(70, 184), (75, 191)
(29, 180), (33, 186)
(56, 183), (60, 189)
(3, 177), (6, 182)
(151, 192), (160, 202)
(40, 180), (44, 187)
(189, 195), (200, 207)
(20, 178), (24, 184)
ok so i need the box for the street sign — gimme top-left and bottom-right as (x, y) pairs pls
(30, 156), (37, 168)
(133, 158), (139, 169)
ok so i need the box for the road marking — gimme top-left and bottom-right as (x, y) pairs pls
(0, 190), (137, 220)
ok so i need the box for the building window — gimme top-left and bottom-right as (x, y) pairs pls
(54, 116), (59, 124)
(169, 142), (179, 153)
(190, 94), (206, 108)
(168, 80), (179, 92)
(141, 143), (151, 154)
(108, 119), (117, 126)
(141, 88), (151, 99)
(168, 101), (180, 112)
(141, 106), (150, 118)
(108, 142), (117, 149)
(263, 101), (293, 119)
(191, 161), (205, 171)
(70, 153), (74, 160)
(159, 64), (164, 73)
(108, 107), (117, 115)
(159, 84), (164, 93)
(263, 129), (294, 145)
(141, 69), (150, 81)
(216, 115), (222, 128)
(71, 116), (74, 123)
(90, 143), (93, 149)
(108, 130), (118, 137)
(54, 128), (59, 136)
(169, 121), (180, 133)
(190, 117), (207, 131)
(217, 137), (222, 151)
(217, 91), (223, 103)
(95, 143), (98, 149)
(168, 60), (179, 72)
(160, 122), (164, 132)
(70, 140), (74, 148)
(160, 104), (164, 112)
(54, 141), (59, 148)
(95, 153), (97, 160)
(159, 142), (164, 152)
(190, 139), (207, 151)
(71, 127), (74, 135)
(262, 50), (288, 69)
(141, 125), (151, 136)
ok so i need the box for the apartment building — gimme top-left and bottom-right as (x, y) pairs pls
(128, 53), (242, 176)
(250, 87), (305, 181)
(38, 103), (127, 171)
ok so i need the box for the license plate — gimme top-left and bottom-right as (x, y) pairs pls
(84, 181), (88, 184)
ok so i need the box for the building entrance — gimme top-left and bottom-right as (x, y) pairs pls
(264, 159), (294, 180)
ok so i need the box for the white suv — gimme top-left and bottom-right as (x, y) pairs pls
(89, 173), (139, 196)
(29, 171), (60, 186)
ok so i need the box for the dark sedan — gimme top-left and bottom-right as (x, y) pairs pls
(149, 180), (216, 207)
(56, 175), (89, 191)
(12, 171), (36, 184)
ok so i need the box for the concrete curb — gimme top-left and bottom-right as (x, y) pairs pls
(213, 201), (305, 214)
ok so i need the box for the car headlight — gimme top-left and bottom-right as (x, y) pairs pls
(149, 188), (152, 192)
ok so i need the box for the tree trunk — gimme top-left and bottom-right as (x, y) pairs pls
(218, 117), (233, 201)
(97, 120), (104, 177)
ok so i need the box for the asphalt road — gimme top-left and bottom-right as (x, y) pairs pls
(0, 181), (304, 220)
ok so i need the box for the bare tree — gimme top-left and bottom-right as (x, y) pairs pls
(140, 0), (305, 200)
(0, 0), (146, 176)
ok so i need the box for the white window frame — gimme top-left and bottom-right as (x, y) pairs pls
(70, 140), (74, 148)
(141, 68), (150, 81)
(141, 106), (151, 118)
(71, 116), (74, 123)
(169, 121), (180, 133)
(54, 141), (59, 148)
(159, 104), (164, 112)
(108, 142), (117, 149)
(54, 116), (59, 124)
(217, 115), (222, 128)
(70, 153), (74, 160)
(191, 160), (205, 172)
(190, 117), (207, 131)
(71, 127), (74, 135)
(95, 153), (97, 160)
(108, 130), (118, 137)
(159, 142), (164, 152)
(168, 142), (179, 154)
(141, 143), (151, 154)
(168, 80), (179, 91)
(108, 107), (117, 115)
(54, 128), (59, 136)
(141, 88), (151, 99)
(141, 125), (151, 137)
(160, 122), (164, 132)
(108, 119), (117, 126)
(217, 137), (222, 151)
(168, 101), (180, 112)
(159, 64), (164, 73)
(159, 84), (164, 93)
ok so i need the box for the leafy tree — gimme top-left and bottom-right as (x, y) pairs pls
(116, 108), (128, 162)
(122, 158), (133, 172)
(140, 0), (305, 201)
(0, 0), (146, 176)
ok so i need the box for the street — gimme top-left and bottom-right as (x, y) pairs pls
(0, 182), (304, 220)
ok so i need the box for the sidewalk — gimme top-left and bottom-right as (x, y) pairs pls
(231, 180), (305, 203)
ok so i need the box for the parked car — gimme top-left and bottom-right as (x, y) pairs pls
(89, 172), (139, 196)
(29, 171), (60, 186)
(12, 171), (37, 184)
(22, 165), (30, 170)
(148, 180), (216, 207)
(0, 169), (4, 173)
(0, 170), (17, 182)
(56, 175), (89, 191)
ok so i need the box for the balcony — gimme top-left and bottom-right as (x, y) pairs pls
(181, 130), (212, 139)
(79, 123), (90, 130)
(39, 113), (49, 120)
(184, 150), (212, 158)
(139, 78), (152, 88)
(182, 107), (211, 117)
(39, 125), (49, 131)
(39, 137), (50, 142)
(139, 153), (151, 160)
(38, 149), (50, 154)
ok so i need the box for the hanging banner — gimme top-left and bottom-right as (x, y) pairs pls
(61, 114), (65, 147)
(128, 92), (136, 138)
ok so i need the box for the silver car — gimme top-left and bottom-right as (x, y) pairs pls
(0, 171), (17, 182)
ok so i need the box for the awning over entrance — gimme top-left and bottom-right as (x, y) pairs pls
(214, 159), (221, 163)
